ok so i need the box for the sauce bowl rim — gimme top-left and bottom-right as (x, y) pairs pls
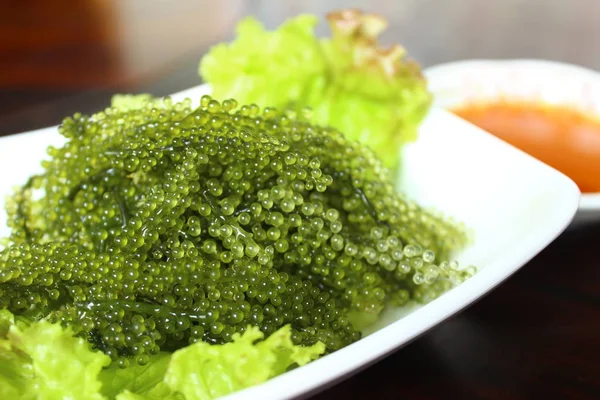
(424, 58), (600, 211)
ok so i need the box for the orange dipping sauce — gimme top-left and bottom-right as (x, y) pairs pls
(452, 102), (600, 193)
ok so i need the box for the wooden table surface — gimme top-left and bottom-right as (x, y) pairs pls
(2, 1), (599, 399)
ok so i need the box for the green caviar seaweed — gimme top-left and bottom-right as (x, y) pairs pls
(0, 95), (472, 369)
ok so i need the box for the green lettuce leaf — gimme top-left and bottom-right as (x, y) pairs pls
(0, 310), (110, 400)
(0, 310), (29, 399)
(164, 325), (325, 400)
(100, 354), (180, 400)
(201, 15), (325, 109)
(199, 10), (432, 167)
(0, 310), (324, 400)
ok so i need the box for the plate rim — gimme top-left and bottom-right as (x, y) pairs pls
(0, 84), (581, 400)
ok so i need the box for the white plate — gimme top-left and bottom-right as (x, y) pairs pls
(0, 85), (580, 400)
(424, 59), (600, 226)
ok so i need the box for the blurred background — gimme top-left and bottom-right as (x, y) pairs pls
(2, 0), (600, 135)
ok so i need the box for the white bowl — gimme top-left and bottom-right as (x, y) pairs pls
(0, 84), (580, 400)
(424, 59), (600, 226)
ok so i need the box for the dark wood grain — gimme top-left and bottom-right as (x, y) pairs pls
(1, 1), (599, 399)
(0, 0), (242, 135)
